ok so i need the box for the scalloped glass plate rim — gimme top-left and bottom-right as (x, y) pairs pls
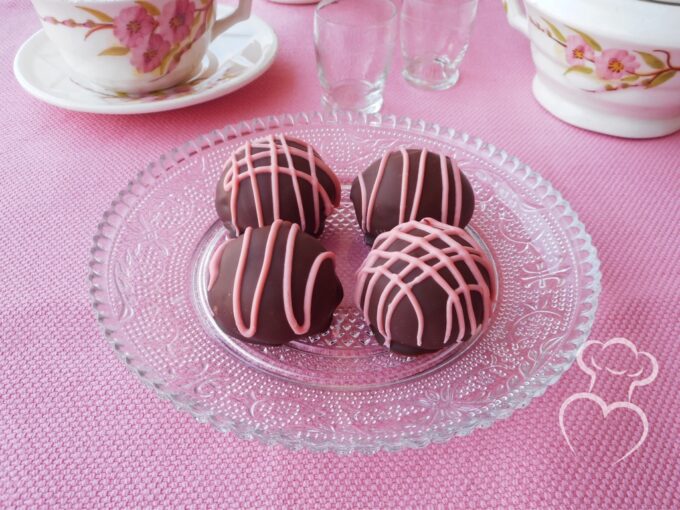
(89, 110), (601, 454)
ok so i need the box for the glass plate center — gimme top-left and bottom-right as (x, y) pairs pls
(192, 189), (495, 390)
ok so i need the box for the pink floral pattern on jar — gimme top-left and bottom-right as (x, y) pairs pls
(595, 49), (640, 80)
(42, 0), (214, 76)
(565, 35), (593, 66)
(530, 16), (679, 92)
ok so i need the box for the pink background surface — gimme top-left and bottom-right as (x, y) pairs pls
(2, 0), (679, 508)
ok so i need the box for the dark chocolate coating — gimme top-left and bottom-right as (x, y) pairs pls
(350, 149), (475, 245)
(357, 227), (492, 355)
(216, 137), (339, 237)
(208, 222), (343, 346)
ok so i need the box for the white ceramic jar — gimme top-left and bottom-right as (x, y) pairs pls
(504, 0), (680, 138)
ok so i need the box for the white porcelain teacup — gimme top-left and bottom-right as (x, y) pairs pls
(31, 0), (252, 94)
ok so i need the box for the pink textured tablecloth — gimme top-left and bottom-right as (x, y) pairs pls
(2, 0), (679, 508)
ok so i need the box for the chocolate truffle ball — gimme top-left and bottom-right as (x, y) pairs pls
(355, 218), (494, 355)
(208, 220), (343, 346)
(350, 148), (475, 244)
(216, 135), (341, 237)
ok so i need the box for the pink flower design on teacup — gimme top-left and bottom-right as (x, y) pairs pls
(40, 0), (218, 81)
(159, 0), (196, 44)
(565, 35), (594, 66)
(595, 49), (640, 80)
(112, 6), (157, 48)
(131, 33), (171, 73)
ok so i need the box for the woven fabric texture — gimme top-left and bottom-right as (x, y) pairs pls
(1, 0), (678, 508)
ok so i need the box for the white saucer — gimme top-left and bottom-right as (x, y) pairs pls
(13, 6), (278, 115)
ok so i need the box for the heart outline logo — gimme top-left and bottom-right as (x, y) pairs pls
(559, 392), (648, 465)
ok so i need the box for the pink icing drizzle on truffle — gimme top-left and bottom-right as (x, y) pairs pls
(355, 218), (494, 349)
(358, 149), (465, 232)
(208, 220), (337, 338)
(221, 135), (341, 235)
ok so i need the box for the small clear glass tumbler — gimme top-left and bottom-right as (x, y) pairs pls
(400, 0), (479, 90)
(314, 0), (397, 113)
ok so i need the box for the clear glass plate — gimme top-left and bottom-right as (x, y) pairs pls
(89, 111), (601, 454)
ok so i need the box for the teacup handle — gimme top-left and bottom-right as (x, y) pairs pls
(212, 0), (253, 40)
(503, 0), (528, 37)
